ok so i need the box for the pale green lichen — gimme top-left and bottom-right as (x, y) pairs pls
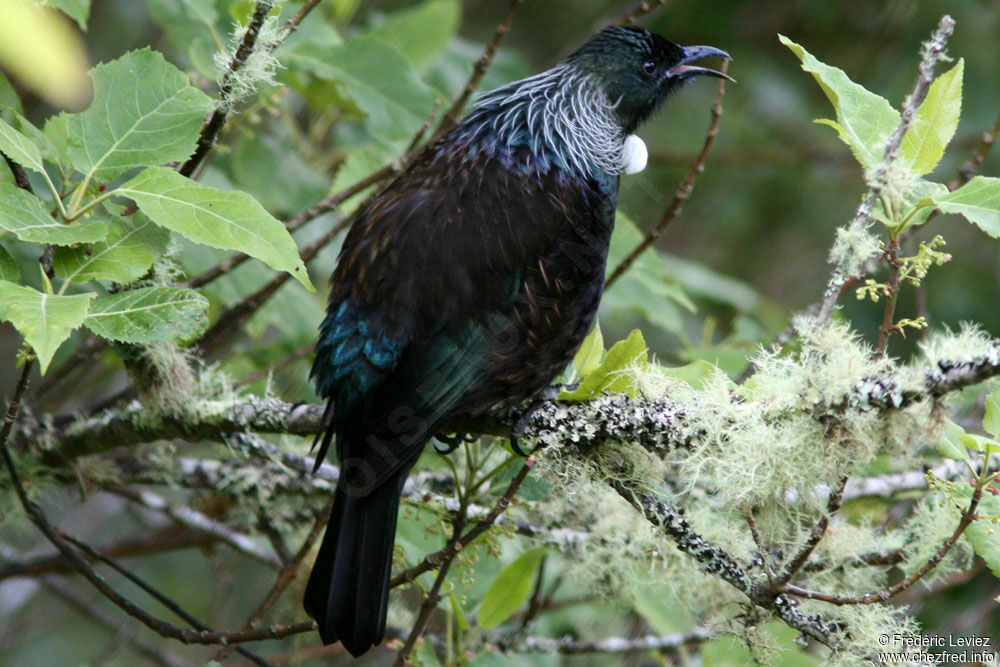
(829, 222), (881, 279)
(674, 318), (902, 509)
(214, 8), (285, 111)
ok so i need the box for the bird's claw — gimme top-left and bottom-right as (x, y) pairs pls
(433, 432), (477, 454)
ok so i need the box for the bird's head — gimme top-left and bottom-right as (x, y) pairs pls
(568, 25), (732, 134)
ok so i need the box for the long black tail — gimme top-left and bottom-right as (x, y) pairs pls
(304, 471), (406, 657)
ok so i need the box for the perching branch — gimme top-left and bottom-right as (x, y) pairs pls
(24, 339), (1000, 466)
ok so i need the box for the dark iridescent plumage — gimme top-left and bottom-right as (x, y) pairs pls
(305, 25), (730, 657)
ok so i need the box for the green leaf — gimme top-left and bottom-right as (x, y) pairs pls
(985, 387), (1000, 438)
(936, 417), (969, 461)
(559, 329), (648, 401)
(955, 487), (1000, 578)
(0, 115), (46, 176)
(0, 183), (106, 244)
(573, 323), (604, 378)
(287, 36), (438, 142)
(932, 176), (1000, 238)
(780, 35), (899, 169)
(901, 59), (963, 176)
(959, 433), (1000, 455)
(53, 216), (170, 284)
(368, 0), (460, 72)
(43, 0), (91, 30)
(0, 280), (93, 373)
(67, 49), (215, 181)
(660, 360), (719, 391)
(448, 592), (469, 631)
(0, 71), (24, 115)
(0, 244), (21, 282)
(84, 286), (208, 343)
(118, 167), (315, 291)
(477, 548), (546, 628)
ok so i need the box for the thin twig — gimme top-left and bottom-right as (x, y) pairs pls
(276, 0), (323, 42)
(616, 0), (670, 25)
(58, 531), (270, 666)
(950, 109), (1000, 190)
(395, 508), (468, 665)
(605, 59), (728, 288)
(390, 456), (536, 589)
(0, 530), (213, 581)
(784, 481), (983, 605)
(435, 0), (522, 138)
(212, 501), (331, 662)
(180, 1), (276, 177)
(875, 240), (903, 356)
(34, 571), (185, 667)
(775, 475), (848, 586)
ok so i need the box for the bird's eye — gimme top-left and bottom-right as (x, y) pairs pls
(641, 59), (658, 76)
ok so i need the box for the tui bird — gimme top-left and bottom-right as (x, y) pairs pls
(306, 24), (730, 657)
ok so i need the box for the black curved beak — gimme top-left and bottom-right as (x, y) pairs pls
(668, 45), (735, 82)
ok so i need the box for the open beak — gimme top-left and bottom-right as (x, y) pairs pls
(668, 45), (734, 82)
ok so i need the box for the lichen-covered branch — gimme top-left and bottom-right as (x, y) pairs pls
(508, 628), (719, 654)
(22, 338), (1000, 466)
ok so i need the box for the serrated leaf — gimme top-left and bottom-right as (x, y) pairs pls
(0, 183), (106, 244)
(573, 323), (604, 378)
(559, 329), (648, 401)
(368, 0), (460, 72)
(118, 167), (315, 291)
(985, 388), (1000, 438)
(0, 0), (89, 109)
(901, 59), (963, 176)
(53, 217), (170, 284)
(287, 36), (438, 142)
(477, 548), (546, 628)
(0, 244), (21, 282)
(932, 176), (1000, 237)
(0, 280), (93, 373)
(67, 49), (215, 181)
(0, 115), (46, 175)
(43, 0), (91, 30)
(85, 287), (207, 343)
(780, 35), (899, 169)
(936, 417), (969, 461)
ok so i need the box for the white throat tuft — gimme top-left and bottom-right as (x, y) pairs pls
(621, 134), (648, 175)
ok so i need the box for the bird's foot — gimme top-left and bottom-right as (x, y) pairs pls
(433, 432), (478, 454)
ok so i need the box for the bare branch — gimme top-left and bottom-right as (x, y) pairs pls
(435, 0), (523, 137)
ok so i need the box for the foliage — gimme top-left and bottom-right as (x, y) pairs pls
(1, 2), (999, 666)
